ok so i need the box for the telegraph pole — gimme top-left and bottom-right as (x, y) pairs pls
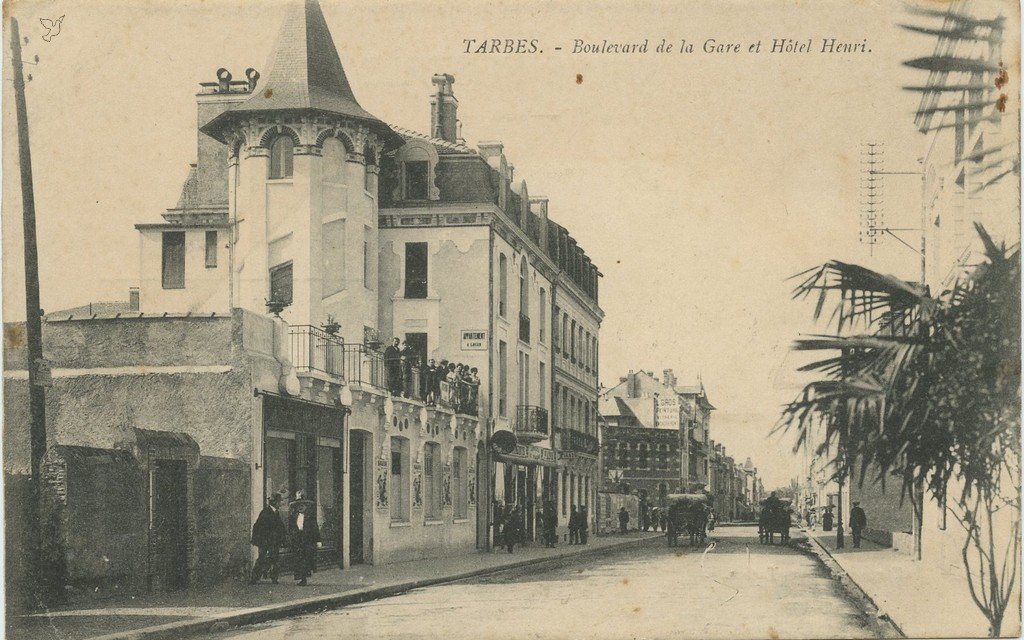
(11, 16), (49, 598)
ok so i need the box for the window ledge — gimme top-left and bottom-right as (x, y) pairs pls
(424, 519), (444, 526)
(453, 517), (470, 524)
(390, 521), (412, 528)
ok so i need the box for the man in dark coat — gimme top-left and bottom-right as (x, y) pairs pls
(290, 495), (321, 586)
(250, 494), (286, 584)
(384, 338), (402, 396)
(503, 506), (521, 554)
(618, 507), (630, 533)
(568, 505), (580, 544)
(579, 505), (590, 544)
(850, 501), (867, 548)
(543, 501), (558, 547)
(822, 506), (834, 531)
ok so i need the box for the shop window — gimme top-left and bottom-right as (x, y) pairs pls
(424, 442), (441, 520)
(453, 447), (468, 519)
(161, 232), (185, 289)
(391, 437), (409, 522)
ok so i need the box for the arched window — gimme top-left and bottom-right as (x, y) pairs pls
(498, 254), (508, 317)
(519, 258), (528, 318)
(268, 135), (293, 179)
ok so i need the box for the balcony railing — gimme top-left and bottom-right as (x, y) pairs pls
(518, 313), (530, 343)
(559, 428), (600, 456)
(289, 326), (345, 378)
(344, 343), (385, 390)
(437, 379), (480, 416)
(515, 405), (549, 442)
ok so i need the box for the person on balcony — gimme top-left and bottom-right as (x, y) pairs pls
(400, 340), (416, 398)
(384, 338), (402, 396)
(425, 359), (438, 405)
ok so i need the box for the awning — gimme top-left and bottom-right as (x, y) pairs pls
(494, 444), (558, 468)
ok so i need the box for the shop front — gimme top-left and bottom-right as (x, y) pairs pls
(262, 394), (346, 569)
(493, 444), (557, 543)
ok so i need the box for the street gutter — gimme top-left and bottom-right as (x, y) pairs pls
(799, 529), (906, 638)
(92, 536), (660, 640)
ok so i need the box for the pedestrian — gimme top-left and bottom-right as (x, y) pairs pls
(579, 505), (589, 544)
(707, 510), (717, 532)
(384, 338), (402, 396)
(250, 493), (286, 584)
(618, 506), (630, 534)
(659, 510), (667, 533)
(568, 505), (580, 544)
(822, 506), (834, 532)
(289, 492), (321, 586)
(503, 506), (521, 554)
(543, 501), (558, 548)
(850, 501), (867, 548)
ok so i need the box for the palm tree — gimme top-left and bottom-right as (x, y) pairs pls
(777, 225), (1020, 636)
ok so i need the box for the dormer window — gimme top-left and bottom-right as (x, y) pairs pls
(404, 161), (429, 200)
(268, 135), (293, 179)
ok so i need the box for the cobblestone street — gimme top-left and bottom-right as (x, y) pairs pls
(222, 527), (894, 640)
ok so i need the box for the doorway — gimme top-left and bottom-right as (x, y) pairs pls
(404, 332), (427, 368)
(349, 431), (371, 564)
(150, 459), (188, 591)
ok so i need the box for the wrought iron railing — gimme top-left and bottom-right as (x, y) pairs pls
(289, 325), (345, 378)
(515, 405), (549, 441)
(559, 428), (600, 455)
(343, 343), (385, 390)
(438, 380), (480, 416)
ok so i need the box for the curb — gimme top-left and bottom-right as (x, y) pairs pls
(800, 530), (907, 638)
(91, 535), (659, 640)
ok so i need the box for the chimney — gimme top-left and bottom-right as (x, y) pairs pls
(129, 287), (140, 311)
(430, 73), (458, 143)
(627, 370), (640, 398)
(662, 369), (676, 387)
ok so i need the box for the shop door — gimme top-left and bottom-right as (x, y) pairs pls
(151, 459), (188, 591)
(349, 431), (368, 564)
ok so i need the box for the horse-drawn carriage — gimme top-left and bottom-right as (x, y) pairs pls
(758, 498), (793, 544)
(665, 493), (711, 547)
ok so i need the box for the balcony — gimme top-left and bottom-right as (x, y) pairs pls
(515, 405), (549, 443)
(343, 343), (385, 391)
(518, 313), (530, 343)
(559, 428), (599, 456)
(289, 325), (345, 378)
(438, 379), (480, 416)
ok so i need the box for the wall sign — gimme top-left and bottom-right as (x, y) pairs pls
(460, 330), (487, 350)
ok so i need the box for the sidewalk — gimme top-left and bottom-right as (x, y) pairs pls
(803, 529), (999, 638)
(9, 532), (660, 640)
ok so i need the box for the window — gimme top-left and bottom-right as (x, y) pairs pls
(390, 437), (409, 522)
(562, 315), (569, 356)
(585, 332), (591, 371)
(424, 442), (441, 520)
(322, 220), (346, 297)
(519, 258), (528, 316)
(404, 242), (428, 299)
(270, 262), (293, 306)
(453, 447), (468, 519)
(498, 254), (508, 317)
(539, 289), (547, 342)
(268, 135), (293, 179)
(570, 320), (577, 363)
(498, 340), (508, 417)
(205, 231), (218, 268)
(404, 160), (429, 200)
(363, 237), (371, 289)
(364, 144), (376, 192)
(161, 232), (185, 289)
(539, 362), (546, 410)
(552, 304), (559, 345)
(639, 444), (648, 469)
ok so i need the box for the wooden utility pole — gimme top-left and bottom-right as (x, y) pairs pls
(11, 16), (49, 596)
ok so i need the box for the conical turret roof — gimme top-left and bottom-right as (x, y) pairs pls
(202, 0), (395, 143)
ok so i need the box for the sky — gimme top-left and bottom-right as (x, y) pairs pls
(2, 0), (1001, 489)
